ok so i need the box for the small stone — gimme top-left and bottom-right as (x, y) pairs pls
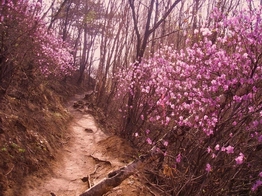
(84, 128), (93, 133)
(81, 176), (89, 182)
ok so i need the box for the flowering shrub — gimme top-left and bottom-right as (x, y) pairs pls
(116, 5), (262, 195)
(0, 0), (74, 85)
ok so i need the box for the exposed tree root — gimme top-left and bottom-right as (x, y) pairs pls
(89, 155), (112, 166)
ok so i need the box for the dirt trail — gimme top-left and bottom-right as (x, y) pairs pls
(22, 94), (150, 196)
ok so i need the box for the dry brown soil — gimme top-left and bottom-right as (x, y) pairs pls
(21, 94), (152, 196)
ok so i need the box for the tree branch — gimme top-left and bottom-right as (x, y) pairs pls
(149, 0), (182, 34)
(79, 125), (186, 196)
(128, 0), (141, 59)
(148, 28), (182, 43)
(79, 152), (159, 196)
(48, 0), (69, 30)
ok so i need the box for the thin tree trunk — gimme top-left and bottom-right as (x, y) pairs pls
(125, 0), (182, 138)
(48, 0), (69, 30)
(77, 24), (88, 85)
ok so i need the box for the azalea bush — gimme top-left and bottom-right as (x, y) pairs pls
(116, 6), (262, 195)
(0, 0), (74, 90)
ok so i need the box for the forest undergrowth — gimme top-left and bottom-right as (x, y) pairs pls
(0, 73), (88, 195)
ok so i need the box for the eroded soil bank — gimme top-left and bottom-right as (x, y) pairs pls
(21, 94), (151, 196)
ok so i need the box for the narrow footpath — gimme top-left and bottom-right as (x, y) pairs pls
(21, 94), (150, 196)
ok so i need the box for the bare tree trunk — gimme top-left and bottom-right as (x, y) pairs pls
(77, 24), (88, 85)
(62, 1), (72, 41)
(48, 0), (69, 31)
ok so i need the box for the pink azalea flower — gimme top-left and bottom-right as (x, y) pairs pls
(206, 163), (212, 172)
(235, 153), (244, 164)
(211, 153), (217, 158)
(176, 153), (181, 163)
(225, 145), (234, 154)
(252, 180), (262, 191)
(166, 116), (171, 124)
(146, 138), (152, 145)
(163, 141), (168, 146)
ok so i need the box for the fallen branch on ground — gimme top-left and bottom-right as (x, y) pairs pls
(79, 152), (158, 196)
(80, 126), (184, 196)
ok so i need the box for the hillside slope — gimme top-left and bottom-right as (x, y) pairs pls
(0, 78), (79, 196)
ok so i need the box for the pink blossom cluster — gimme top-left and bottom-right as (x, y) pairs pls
(33, 27), (75, 76)
(118, 6), (262, 136)
(0, 0), (75, 77)
(207, 144), (244, 165)
(117, 6), (262, 192)
(252, 172), (262, 191)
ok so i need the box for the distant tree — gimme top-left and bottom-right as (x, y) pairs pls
(95, 0), (130, 108)
(46, 0), (103, 85)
